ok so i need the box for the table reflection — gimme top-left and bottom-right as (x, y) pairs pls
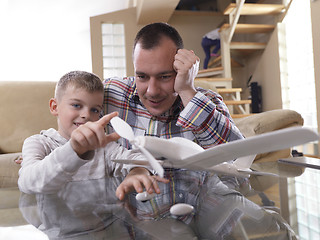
(19, 175), (297, 240)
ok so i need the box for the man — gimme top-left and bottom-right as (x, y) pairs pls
(104, 22), (244, 194)
(103, 23), (295, 239)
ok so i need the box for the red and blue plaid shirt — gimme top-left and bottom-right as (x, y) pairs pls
(103, 76), (244, 149)
(101, 77), (294, 238)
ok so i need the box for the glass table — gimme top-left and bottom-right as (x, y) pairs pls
(0, 172), (301, 240)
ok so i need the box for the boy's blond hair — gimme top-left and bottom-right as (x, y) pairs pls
(55, 71), (104, 100)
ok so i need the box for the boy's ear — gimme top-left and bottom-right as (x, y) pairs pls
(49, 98), (58, 116)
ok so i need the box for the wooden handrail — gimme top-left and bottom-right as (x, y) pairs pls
(228, 0), (245, 43)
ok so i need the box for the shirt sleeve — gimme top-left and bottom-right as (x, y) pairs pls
(177, 89), (244, 149)
(18, 135), (93, 194)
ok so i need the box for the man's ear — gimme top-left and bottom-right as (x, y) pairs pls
(49, 98), (58, 116)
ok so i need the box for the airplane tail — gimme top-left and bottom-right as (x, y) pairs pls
(233, 155), (256, 169)
(234, 154), (279, 177)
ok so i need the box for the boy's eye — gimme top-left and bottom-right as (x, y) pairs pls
(91, 108), (100, 114)
(72, 104), (81, 108)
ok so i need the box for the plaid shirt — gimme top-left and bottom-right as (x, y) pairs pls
(101, 77), (296, 238)
(103, 77), (244, 234)
(103, 76), (244, 149)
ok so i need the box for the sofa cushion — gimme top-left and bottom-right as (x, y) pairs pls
(0, 153), (22, 188)
(234, 109), (304, 138)
(0, 81), (58, 154)
(234, 109), (304, 163)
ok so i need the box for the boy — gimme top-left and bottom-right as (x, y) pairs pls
(18, 71), (167, 195)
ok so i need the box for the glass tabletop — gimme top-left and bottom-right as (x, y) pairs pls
(12, 172), (299, 240)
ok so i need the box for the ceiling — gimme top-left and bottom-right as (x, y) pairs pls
(133, 0), (261, 24)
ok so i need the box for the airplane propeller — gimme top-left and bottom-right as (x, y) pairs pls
(110, 116), (164, 178)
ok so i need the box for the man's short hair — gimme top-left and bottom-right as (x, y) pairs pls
(55, 71), (103, 100)
(133, 22), (184, 51)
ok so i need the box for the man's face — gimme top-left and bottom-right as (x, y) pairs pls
(133, 38), (178, 116)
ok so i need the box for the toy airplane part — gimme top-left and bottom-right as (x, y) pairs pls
(110, 116), (164, 178)
(110, 116), (319, 178)
(170, 203), (194, 216)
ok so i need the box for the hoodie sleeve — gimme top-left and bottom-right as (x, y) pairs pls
(18, 134), (94, 194)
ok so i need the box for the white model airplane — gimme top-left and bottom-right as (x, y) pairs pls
(110, 117), (319, 179)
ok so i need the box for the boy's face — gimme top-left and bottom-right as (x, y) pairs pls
(50, 85), (103, 140)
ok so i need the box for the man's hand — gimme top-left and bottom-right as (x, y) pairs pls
(173, 49), (199, 106)
(70, 112), (120, 156)
(116, 167), (169, 201)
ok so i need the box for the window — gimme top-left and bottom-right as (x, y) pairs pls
(280, 0), (317, 135)
(101, 23), (126, 78)
(279, 1), (320, 238)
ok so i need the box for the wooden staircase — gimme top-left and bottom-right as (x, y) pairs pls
(216, 88), (251, 117)
(195, 0), (287, 117)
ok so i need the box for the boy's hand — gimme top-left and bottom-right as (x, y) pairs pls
(70, 112), (120, 156)
(116, 167), (169, 201)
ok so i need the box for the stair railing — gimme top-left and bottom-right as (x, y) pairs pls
(220, 0), (245, 78)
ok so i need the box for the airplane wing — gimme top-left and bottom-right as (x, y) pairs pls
(112, 159), (162, 166)
(237, 169), (279, 177)
(112, 127), (318, 177)
(178, 126), (319, 170)
(135, 135), (204, 161)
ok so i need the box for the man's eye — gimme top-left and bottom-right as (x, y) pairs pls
(161, 75), (170, 79)
(136, 75), (147, 81)
(160, 75), (172, 81)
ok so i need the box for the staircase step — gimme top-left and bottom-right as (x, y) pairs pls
(224, 3), (285, 15)
(208, 56), (243, 68)
(217, 88), (242, 101)
(220, 23), (275, 34)
(230, 42), (266, 50)
(197, 67), (223, 77)
(224, 100), (251, 105)
(195, 78), (232, 89)
(231, 114), (255, 119)
(217, 88), (242, 94)
(195, 77), (232, 82)
(209, 56), (221, 66)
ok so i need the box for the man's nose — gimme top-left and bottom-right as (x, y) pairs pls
(146, 78), (160, 95)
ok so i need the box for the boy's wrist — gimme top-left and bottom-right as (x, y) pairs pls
(77, 150), (94, 160)
(128, 167), (151, 176)
(70, 140), (94, 160)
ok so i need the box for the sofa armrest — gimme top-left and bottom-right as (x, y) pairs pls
(0, 153), (21, 188)
(234, 109), (304, 138)
(234, 109), (304, 164)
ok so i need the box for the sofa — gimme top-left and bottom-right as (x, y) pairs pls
(0, 81), (57, 188)
(0, 81), (304, 190)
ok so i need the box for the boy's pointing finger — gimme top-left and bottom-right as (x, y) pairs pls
(97, 112), (119, 127)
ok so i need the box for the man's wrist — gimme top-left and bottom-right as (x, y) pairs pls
(178, 88), (197, 107)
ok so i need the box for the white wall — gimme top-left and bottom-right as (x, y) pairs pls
(0, 0), (128, 81)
